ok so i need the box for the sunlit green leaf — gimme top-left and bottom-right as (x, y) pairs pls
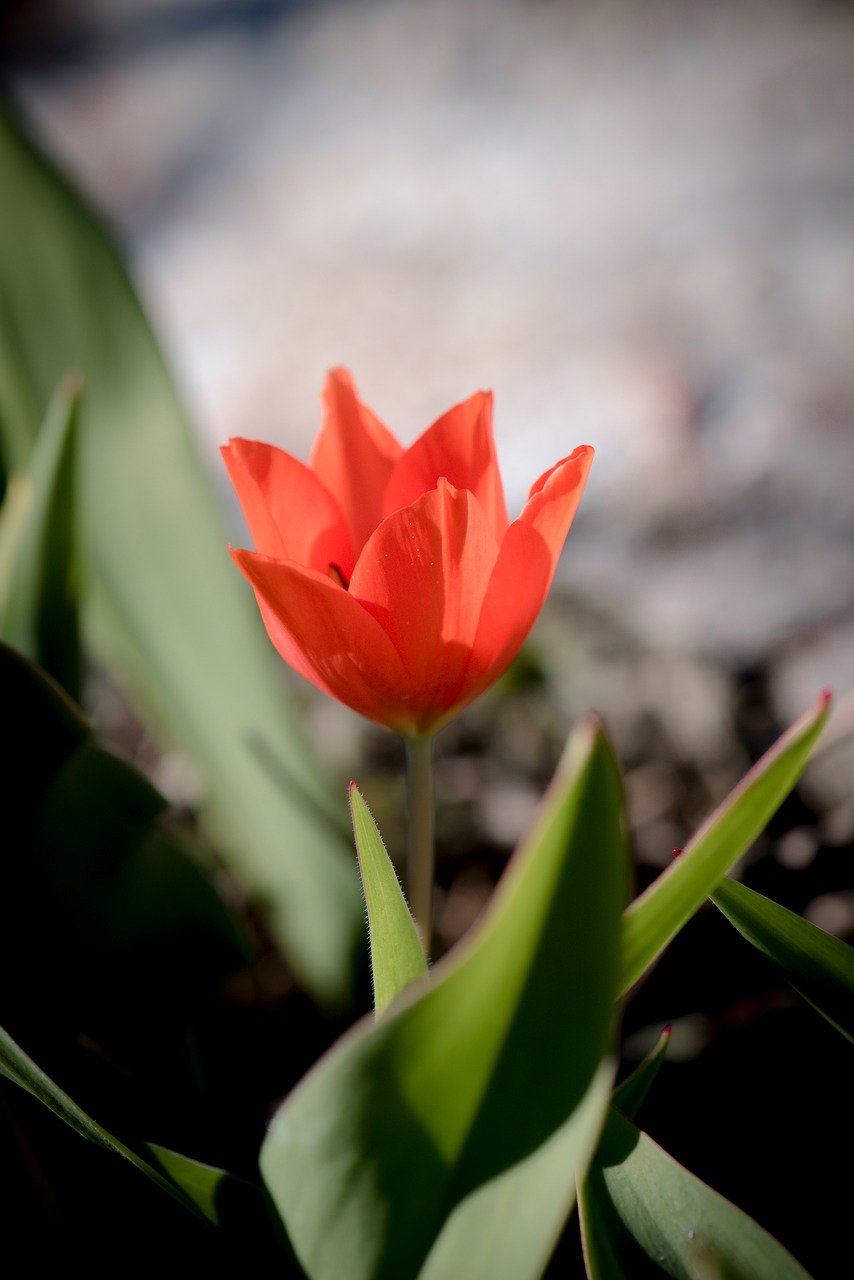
(0, 101), (361, 1002)
(712, 876), (854, 1044)
(579, 1107), (812, 1279)
(620, 693), (829, 996)
(350, 782), (427, 1017)
(261, 718), (628, 1280)
(0, 373), (80, 696)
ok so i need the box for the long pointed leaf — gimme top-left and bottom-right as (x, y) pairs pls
(620, 693), (829, 995)
(350, 782), (427, 1017)
(611, 1025), (671, 1122)
(261, 718), (628, 1280)
(712, 877), (854, 1043)
(0, 1024), (209, 1223)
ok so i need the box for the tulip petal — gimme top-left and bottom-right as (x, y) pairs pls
(382, 390), (509, 541)
(222, 438), (355, 579)
(521, 444), (594, 575)
(229, 548), (420, 732)
(309, 368), (403, 555)
(350, 480), (500, 731)
(465, 445), (594, 703)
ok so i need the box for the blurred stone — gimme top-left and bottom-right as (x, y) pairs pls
(4, 0), (853, 695)
(436, 863), (493, 951)
(625, 762), (680, 828)
(774, 825), (819, 871)
(771, 621), (854, 732)
(821, 800), (854, 849)
(805, 891), (854, 942)
(476, 776), (539, 850)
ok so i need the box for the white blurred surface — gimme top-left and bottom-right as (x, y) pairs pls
(6, 0), (854, 679)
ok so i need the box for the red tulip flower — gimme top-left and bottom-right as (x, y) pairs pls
(223, 369), (593, 738)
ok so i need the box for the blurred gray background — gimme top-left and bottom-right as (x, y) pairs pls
(3, 0), (853, 936)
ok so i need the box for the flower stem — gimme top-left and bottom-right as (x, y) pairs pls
(405, 733), (435, 950)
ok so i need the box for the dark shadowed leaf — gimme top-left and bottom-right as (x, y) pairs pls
(1, 641), (248, 991)
(147, 1143), (271, 1235)
(712, 876), (854, 1043)
(610, 1025), (671, 1123)
(0, 1024), (209, 1222)
(0, 374), (81, 696)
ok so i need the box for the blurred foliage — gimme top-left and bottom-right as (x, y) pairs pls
(0, 96), (363, 1002)
(0, 373), (80, 694)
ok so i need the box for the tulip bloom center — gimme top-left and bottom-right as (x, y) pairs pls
(223, 368), (593, 737)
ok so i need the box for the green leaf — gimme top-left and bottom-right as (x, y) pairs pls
(611, 1025), (671, 1122)
(2, 641), (247, 989)
(0, 373), (81, 696)
(145, 1145), (293, 1262)
(146, 1144), (247, 1229)
(0, 1024), (210, 1223)
(579, 1106), (812, 1279)
(620, 693), (829, 996)
(712, 877), (854, 1044)
(0, 101), (361, 1003)
(350, 782), (427, 1017)
(261, 718), (629, 1280)
(147, 1145), (230, 1225)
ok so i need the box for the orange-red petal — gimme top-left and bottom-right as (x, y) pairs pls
(229, 548), (419, 732)
(309, 368), (403, 555)
(222, 438), (355, 579)
(520, 444), (594, 580)
(381, 390), (509, 542)
(465, 445), (594, 703)
(349, 480), (500, 730)
(223, 362), (594, 736)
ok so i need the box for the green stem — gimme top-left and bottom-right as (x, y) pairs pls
(405, 733), (435, 950)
